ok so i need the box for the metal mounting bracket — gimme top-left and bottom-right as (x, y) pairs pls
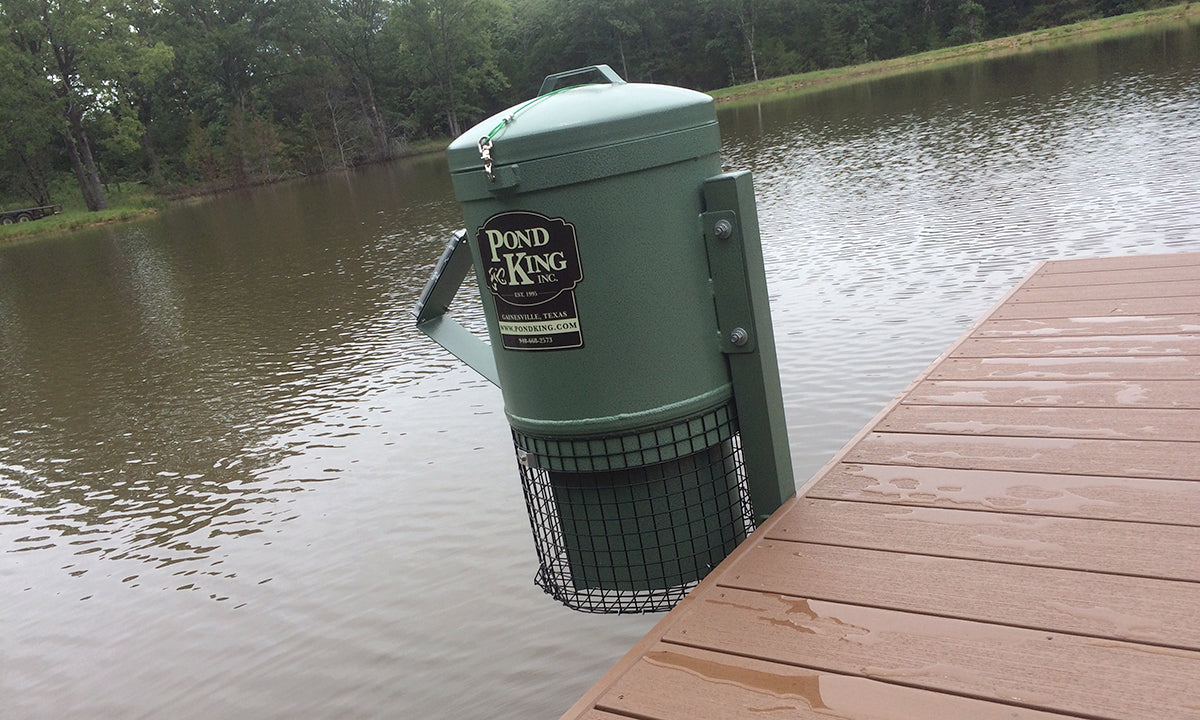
(703, 209), (758, 355)
(413, 230), (500, 386)
(701, 172), (796, 522)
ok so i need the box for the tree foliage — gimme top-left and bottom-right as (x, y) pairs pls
(0, 0), (1175, 208)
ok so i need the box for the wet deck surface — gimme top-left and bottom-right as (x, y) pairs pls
(560, 251), (1200, 720)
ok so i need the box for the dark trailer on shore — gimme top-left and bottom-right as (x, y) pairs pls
(0, 204), (61, 225)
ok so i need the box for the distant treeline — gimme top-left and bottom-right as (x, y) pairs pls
(0, 0), (1178, 209)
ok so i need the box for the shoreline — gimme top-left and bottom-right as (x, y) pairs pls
(710, 3), (1200, 105)
(4, 3), (1197, 246)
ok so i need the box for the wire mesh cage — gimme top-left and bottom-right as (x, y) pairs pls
(512, 402), (755, 613)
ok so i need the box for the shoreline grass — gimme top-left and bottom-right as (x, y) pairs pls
(710, 3), (1200, 106)
(0, 183), (163, 245)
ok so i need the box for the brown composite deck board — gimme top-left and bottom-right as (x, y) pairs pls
(990, 296), (1200, 319)
(953, 335), (1200, 358)
(847, 432), (1200, 480)
(1012, 279), (1200, 303)
(1035, 250), (1200, 273)
(877, 404), (1200, 441)
(592, 645), (1085, 720)
(976, 315), (1200, 337)
(561, 252), (1200, 720)
(1023, 264), (1200, 287)
(930, 355), (1200, 380)
(809, 464), (1200, 525)
(766, 498), (1200, 582)
(906, 378), (1200, 407)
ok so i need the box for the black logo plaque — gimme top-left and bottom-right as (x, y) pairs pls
(476, 211), (585, 351)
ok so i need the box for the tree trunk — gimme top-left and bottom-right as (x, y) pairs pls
(327, 90), (349, 169)
(63, 129), (99, 211)
(60, 110), (106, 211)
(438, 3), (460, 138)
(141, 128), (165, 187)
(363, 76), (390, 158)
(137, 97), (165, 187)
(736, 3), (760, 83)
(748, 37), (759, 83)
(16, 149), (52, 206)
(65, 104), (107, 211)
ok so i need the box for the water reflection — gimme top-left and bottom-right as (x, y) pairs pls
(2, 21), (1200, 720)
(0, 159), (467, 593)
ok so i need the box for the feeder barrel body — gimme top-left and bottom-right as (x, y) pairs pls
(447, 82), (728, 437)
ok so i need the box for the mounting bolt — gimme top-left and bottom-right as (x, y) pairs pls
(729, 327), (749, 347)
(713, 219), (734, 240)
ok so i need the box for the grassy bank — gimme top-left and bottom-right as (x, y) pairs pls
(1, 137), (449, 245)
(711, 2), (1200, 105)
(0, 183), (162, 245)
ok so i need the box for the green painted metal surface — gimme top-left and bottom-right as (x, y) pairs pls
(446, 68), (729, 438)
(447, 73), (717, 176)
(413, 230), (500, 385)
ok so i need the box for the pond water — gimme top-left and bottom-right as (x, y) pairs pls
(3, 20), (1199, 720)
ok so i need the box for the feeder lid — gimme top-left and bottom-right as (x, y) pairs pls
(446, 65), (716, 174)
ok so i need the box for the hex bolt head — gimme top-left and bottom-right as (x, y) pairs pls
(714, 219), (734, 240)
(729, 327), (750, 346)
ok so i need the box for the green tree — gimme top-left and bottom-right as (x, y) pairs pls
(1, 0), (175, 208)
(2, 0), (108, 210)
(0, 0), (1161, 202)
(319, 0), (396, 160)
(0, 13), (59, 205)
(1024, 0), (1103, 28)
(121, 1), (177, 186)
(166, 0), (285, 116)
(392, 0), (508, 137)
(182, 115), (219, 182)
(952, 0), (986, 42)
(829, 0), (880, 65)
(163, 0), (323, 180)
(705, 0), (763, 82)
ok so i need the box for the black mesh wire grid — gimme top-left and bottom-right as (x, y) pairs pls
(512, 402), (755, 613)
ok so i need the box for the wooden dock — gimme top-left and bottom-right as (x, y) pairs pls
(560, 251), (1200, 720)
